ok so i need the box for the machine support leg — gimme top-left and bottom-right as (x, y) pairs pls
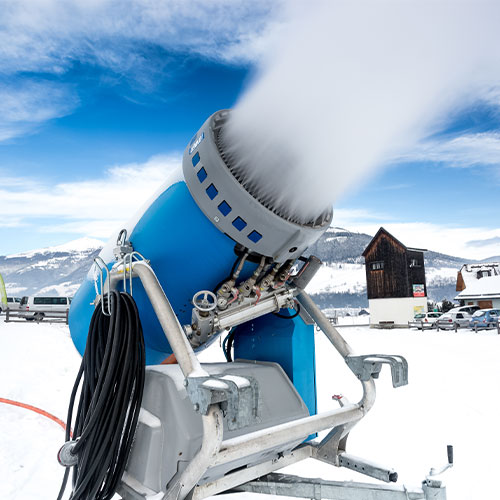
(163, 406), (224, 500)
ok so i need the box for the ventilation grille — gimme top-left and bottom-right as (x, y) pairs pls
(215, 124), (330, 228)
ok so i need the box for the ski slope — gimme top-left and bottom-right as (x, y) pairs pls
(0, 320), (498, 499)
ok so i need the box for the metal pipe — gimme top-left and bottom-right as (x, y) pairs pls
(297, 291), (353, 358)
(227, 472), (432, 500)
(192, 446), (313, 500)
(130, 261), (208, 378)
(297, 291), (376, 411)
(213, 403), (365, 467)
(216, 289), (295, 330)
(163, 406), (224, 500)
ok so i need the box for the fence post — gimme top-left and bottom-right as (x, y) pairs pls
(66, 309), (69, 325)
(474, 324), (478, 333)
(454, 322), (458, 333)
(5, 308), (9, 322)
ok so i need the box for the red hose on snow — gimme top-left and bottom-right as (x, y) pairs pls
(0, 397), (72, 437)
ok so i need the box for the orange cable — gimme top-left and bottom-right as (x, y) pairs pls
(0, 397), (72, 437)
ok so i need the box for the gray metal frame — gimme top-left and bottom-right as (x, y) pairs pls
(3, 308), (69, 324)
(226, 472), (447, 500)
(97, 257), (446, 500)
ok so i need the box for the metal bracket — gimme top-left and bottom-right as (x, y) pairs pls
(345, 354), (408, 388)
(93, 256), (111, 316)
(185, 375), (259, 430)
(113, 228), (134, 260)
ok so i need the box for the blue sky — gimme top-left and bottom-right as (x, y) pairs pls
(1, 1), (499, 260)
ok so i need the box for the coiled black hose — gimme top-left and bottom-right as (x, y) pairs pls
(57, 291), (145, 500)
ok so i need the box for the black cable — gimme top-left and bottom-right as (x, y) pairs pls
(223, 329), (236, 362)
(57, 291), (145, 500)
(273, 302), (301, 319)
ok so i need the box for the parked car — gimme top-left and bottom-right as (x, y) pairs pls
(0, 297), (22, 312)
(436, 311), (472, 330)
(447, 305), (480, 315)
(409, 312), (442, 329)
(20, 296), (72, 320)
(469, 309), (500, 330)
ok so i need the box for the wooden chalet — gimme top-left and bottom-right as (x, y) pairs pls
(362, 228), (427, 327)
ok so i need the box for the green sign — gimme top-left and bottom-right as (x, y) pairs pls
(0, 273), (7, 307)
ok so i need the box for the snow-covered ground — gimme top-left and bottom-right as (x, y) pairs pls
(306, 262), (366, 295)
(0, 320), (498, 499)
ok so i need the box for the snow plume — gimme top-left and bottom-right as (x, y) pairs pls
(224, 0), (500, 224)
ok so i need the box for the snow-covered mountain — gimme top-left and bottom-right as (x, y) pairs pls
(0, 238), (104, 297)
(0, 230), (482, 307)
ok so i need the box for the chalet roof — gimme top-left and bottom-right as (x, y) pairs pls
(362, 227), (427, 257)
(457, 262), (500, 289)
(455, 274), (500, 300)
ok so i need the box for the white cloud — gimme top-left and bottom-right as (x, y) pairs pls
(0, 1), (283, 73)
(0, 1), (284, 141)
(0, 80), (78, 141)
(333, 208), (393, 224)
(0, 153), (181, 238)
(399, 132), (500, 169)
(467, 236), (500, 248)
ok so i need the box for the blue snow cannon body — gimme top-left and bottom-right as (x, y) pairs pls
(69, 110), (332, 418)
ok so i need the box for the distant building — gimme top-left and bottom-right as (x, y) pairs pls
(362, 227), (427, 327)
(455, 262), (500, 309)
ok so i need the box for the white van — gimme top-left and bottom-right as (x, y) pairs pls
(0, 297), (22, 312)
(20, 296), (72, 320)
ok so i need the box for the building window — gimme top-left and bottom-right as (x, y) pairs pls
(477, 270), (491, 279)
(409, 258), (421, 268)
(371, 261), (384, 271)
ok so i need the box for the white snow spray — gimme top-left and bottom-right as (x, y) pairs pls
(223, 0), (500, 224)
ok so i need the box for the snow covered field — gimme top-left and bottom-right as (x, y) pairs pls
(0, 320), (498, 499)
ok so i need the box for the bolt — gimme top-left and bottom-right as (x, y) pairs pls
(193, 403), (200, 412)
(183, 379), (188, 387)
(214, 216), (220, 223)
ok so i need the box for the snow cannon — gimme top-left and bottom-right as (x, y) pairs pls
(60, 110), (446, 500)
(69, 109), (332, 366)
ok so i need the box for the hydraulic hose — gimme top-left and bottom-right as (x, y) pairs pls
(57, 291), (145, 500)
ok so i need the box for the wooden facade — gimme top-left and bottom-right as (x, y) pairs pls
(456, 271), (466, 292)
(362, 228), (427, 300)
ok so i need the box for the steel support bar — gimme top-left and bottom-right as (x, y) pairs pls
(193, 445), (313, 500)
(163, 407), (224, 500)
(213, 404), (364, 467)
(338, 452), (398, 483)
(229, 472), (439, 500)
(297, 291), (377, 411)
(297, 291), (353, 358)
(129, 261), (208, 378)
